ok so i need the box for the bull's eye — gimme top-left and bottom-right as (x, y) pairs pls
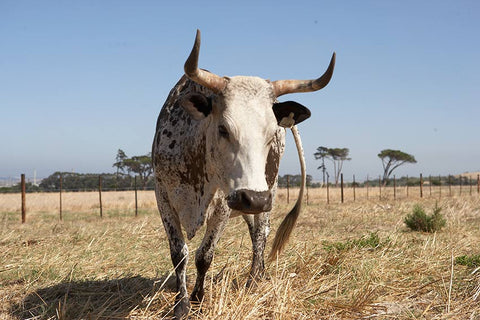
(218, 125), (229, 139)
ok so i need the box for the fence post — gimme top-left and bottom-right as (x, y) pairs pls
(429, 175), (432, 197)
(286, 175), (290, 204)
(420, 173), (423, 198)
(439, 175), (441, 199)
(460, 176), (463, 195)
(448, 175), (452, 197)
(406, 175), (409, 198)
(306, 184), (309, 205)
(21, 174), (26, 224)
(135, 176), (138, 217)
(366, 175), (369, 200)
(379, 175), (382, 200)
(478, 174), (479, 194)
(340, 173), (344, 203)
(59, 173), (63, 221)
(99, 175), (103, 218)
(393, 175), (396, 200)
(353, 174), (356, 202)
(326, 175), (330, 204)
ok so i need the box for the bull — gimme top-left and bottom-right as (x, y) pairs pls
(152, 30), (335, 318)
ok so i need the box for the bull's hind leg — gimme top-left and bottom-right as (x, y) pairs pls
(156, 188), (190, 319)
(243, 212), (270, 287)
(191, 203), (230, 303)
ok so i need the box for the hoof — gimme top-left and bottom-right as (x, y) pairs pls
(174, 297), (190, 319)
(246, 268), (265, 288)
(190, 288), (204, 304)
(246, 276), (255, 288)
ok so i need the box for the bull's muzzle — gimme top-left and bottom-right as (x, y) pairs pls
(227, 189), (272, 214)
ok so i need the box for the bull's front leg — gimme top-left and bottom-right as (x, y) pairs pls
(162, 216), (190, 318)
(191, 205), (230, 303)
(165, 234), (190, 319)
(243, 212), (270, 287)
(171, 241), (189, 319)
(157, 190), (190, 319)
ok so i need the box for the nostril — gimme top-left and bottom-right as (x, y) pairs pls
(266, 192), (272, 202)
(227, 189), (272, 213)
(263, 192), (273, 211)
(240, 191), (253, 209)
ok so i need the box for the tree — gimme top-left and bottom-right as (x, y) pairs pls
(123, 153), (153, 189)
(113, 149), (128, 189)
(378, 149), (417, 185)
(113, 149), (127, 173)
(315, 146), (351, 187)
(314, 147), (329, 186)
(112, 150), (155, 189)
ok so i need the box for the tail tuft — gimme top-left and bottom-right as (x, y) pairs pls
(268, 200), (302, 261)
(268, 125), (306, 261)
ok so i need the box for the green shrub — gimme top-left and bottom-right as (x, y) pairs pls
(455, 254), (480, 268)
(323, 232), (390, 252)
(404, 203), (446, 232)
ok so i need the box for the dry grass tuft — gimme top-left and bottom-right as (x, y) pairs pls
(1, 190), (480, 319)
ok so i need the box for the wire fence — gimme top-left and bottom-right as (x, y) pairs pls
(2, 173), (479, 224)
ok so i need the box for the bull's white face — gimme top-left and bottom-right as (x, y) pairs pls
(181, 75), (311, 213)
(181, 75), (280, 213)
(210, 76), (278, 194)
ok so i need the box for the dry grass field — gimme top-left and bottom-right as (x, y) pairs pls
(1, 188), (479, 319)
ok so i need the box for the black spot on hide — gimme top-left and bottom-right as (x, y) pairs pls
(169, 140), (176, 149)
(162, 129), (173, 138)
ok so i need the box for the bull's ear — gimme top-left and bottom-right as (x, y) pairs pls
(181, 93), (212, 120)
(272, 101), (311, 127)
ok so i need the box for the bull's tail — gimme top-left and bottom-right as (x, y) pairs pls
(268, 125), (306, 261)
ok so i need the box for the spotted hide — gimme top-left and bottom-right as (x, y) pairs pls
(152, 30), (335, 319)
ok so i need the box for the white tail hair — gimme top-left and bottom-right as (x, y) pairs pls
(269, 125), (306, 261)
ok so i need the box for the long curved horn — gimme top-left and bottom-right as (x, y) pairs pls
(184, 29), (227, 93)
(272, 52), (336, 97)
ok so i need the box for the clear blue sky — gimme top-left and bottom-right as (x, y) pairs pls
(1, 1), (479, 182)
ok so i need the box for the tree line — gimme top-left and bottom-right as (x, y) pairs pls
(0, 147), (474, 193)
(0, 149), (154, 193)
(276, 173), (476, 188)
